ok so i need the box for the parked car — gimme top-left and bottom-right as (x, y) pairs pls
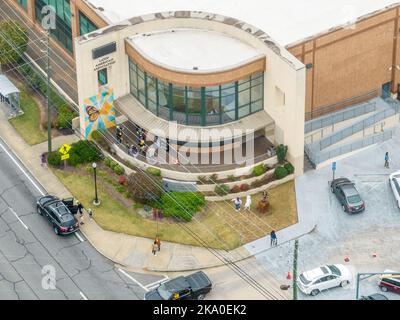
(379, 270), (400, 294)
(297, 264), (352, 296)
(144, 271), (212, 300)
(36, 195), (79, 235)
(330, 178), (365, 213)
(359, 293), (388, 300)
(389, 171), (400, 208)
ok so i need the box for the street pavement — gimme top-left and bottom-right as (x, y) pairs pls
(253, 128), (400, 300)
(0, 137), (164, 300)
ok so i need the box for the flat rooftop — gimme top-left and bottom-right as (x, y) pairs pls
(128, 29), (260, 72)
(86, 0), (399, 47)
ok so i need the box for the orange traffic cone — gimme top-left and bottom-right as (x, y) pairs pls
(286, 271), (292, 280)
(344, 256), (350, 262)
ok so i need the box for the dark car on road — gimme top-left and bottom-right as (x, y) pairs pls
(144, 271), (212, 300)
(330, 178), (365, 214)
(36, 195), (79, 235)
(359, 293), (388, 300)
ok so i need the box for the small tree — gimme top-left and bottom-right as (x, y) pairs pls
(276, 144), (288, 164)
(0, 20), (29, 66)
(127, 171), (163, 203)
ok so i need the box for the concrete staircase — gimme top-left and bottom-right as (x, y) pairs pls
(304, 97), (400, 168)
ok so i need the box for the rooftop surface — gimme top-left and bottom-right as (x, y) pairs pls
(86, 0), (399, 46)
(128, 29), (260, 72)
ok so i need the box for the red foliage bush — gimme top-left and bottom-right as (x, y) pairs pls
(118, 175), (127, 185)
(230, 185), (241, 193)
(240, 183), (250, 191)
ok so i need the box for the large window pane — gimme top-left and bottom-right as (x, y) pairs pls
(137, 68), (146, 106)
(250, 73), (263, 113)
(221, 83), (236, 123)
(129, 60), (138, 97)
(17, 0), (28, 11)
(238, 77), (251, 108)
(147, 75), (157, 114)
(157, 80), (169, 120)
(187, 87), (201, 125)
(205, 86), (220, 125)
(79, 11), (97, 36)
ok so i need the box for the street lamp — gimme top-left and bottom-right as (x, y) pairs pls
(92, 162), (100, 206)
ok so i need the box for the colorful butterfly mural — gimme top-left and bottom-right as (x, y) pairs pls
(83, 89), (116, 139)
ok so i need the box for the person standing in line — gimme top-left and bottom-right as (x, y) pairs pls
(244, 195), (252, 211)
(232, 197), (242, 212)
(270, 230), (277, 246)
(385, 152), (390, 168)
(152, 240), (158, 255)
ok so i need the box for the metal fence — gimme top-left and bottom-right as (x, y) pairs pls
(315, 106), (398, 151)
(308, 130), (393, 166)
(305, 101), (377, 134)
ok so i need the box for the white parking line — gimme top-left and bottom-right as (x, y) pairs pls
(79, 291), (88, 300)
(118, 268), (149, 292)
(9, 207), (29, 230)
(0, 141), (45, 196)
(75, 232), (84, 242)
(145, 275), (169, 290)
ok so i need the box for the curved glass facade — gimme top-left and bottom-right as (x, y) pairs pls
(129, 58), (264, 126)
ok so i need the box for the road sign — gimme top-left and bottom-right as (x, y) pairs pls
(61, 154), (70, 161)
(332, 162), (337, 171)
(59, 144), (71, 155)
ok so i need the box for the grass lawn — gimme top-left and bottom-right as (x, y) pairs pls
(53, 166), (298, 250)
(9, 86), (47, 145)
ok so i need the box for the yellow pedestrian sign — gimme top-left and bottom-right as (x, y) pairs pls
(61, 154), (70, 161)
(59, 144), (71, 156)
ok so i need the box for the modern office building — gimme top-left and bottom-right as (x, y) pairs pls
(4, 0), (400, 175)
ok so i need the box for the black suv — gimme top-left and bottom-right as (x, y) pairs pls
(144, 271), (212, 300)
(36, 195), (79, 235)
(330, 178), (365, 213)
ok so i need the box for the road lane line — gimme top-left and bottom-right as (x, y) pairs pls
(118, 268), (149, 292)
(9, 207), (29, 230)
(79, 291), (88, 300)
(0, 141), (45, 196)
(145, 275), (169, 289)
(75, 232), (84, 242)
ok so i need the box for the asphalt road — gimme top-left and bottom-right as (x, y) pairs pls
(0, 139), (163, 300)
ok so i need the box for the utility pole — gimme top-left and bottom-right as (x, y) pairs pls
(46, 30), (52, 153)
(293, 239), (299, 300)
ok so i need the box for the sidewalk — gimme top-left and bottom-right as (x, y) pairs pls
(0, 109), (313, 274)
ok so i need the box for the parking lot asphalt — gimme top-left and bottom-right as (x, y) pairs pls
(254, 129), (400, 300)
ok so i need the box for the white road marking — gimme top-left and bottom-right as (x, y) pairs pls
(9, 207), (29, 230)
(75, 232), (84, 242)
(79, 291), (88, 300)
(145, 275), (169, 290)
(0, 141), (45, 196)
(118, 268), (149, 292)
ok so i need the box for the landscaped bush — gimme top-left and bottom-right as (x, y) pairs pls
(146, 167), (161, 176)
(209, 173), (218, 182)
(227, 175), (236, 182)
(197, 176), (208, 184)
(252, 164), (266, 177)
(113, 164), (125, 175)
(127, 171), (163, 203)
(240, 183), (250, 192)
(276, 144), (288, 164)
(214, 184), (230, 196)
(230, 185), (241, 193)
(284, 163), (295, 175)
(250, 179), (264, 189)
(160, 192), (205, 222)
(91, 129), (110, 150)
(56, 109), (74, 129)
(47, 151), (61, 167)
(118, 175), (127, 185)
(104, 157), (113, 168)
(274, 166), (288, 180)
(115, 185), (125, 193)
(66, 140), (102, 167)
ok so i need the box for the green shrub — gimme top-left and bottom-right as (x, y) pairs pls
(127, 171), (163, 204)
(146, 167), (161, 176)
(197, 176), (208, 184)
(284, 163), (295, 175)
(230, 185), (241, 193)
(66, 140), (102, 166)
(274, 166), (288, 180)
(56, 110), (74, 129)
(0, 20), (28, 65)
(47, 152), (61, 167)
(113, 164), (125, 175)
(209, 174), (218, 182)
(160, 192), (205, 222)
(115, 185), (125, 193)
(227, 175), (236, 182)
(104, 157), (113, 168)
(252, 164), (266, 177)
(214, 184), (230, 196)
(276, 144), (288, 164)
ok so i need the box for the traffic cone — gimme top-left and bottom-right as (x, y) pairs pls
(286, 271), (292, 280)
(344, 256), (350, 262)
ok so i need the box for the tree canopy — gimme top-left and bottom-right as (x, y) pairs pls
(0, 20), (29, 65)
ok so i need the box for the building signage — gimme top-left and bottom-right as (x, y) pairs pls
(94, 56), (116, 71)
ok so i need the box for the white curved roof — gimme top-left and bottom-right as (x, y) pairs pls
(86, 0), (399, 46)
(0, 75), (19, 97)
(128, 29), (260, 72)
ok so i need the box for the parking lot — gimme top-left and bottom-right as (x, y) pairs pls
(255, 129), (400, 300)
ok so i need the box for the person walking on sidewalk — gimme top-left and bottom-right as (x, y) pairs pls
(152, 240), (158, 255)
(270, 230), (277, 246)
(40, 153), (47, 168)
(155, 237), (161, 252)
(77, 200), (84, 216)
(385, 152), (390, 168)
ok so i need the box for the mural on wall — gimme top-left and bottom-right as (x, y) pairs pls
(83, 89), (116, 139)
